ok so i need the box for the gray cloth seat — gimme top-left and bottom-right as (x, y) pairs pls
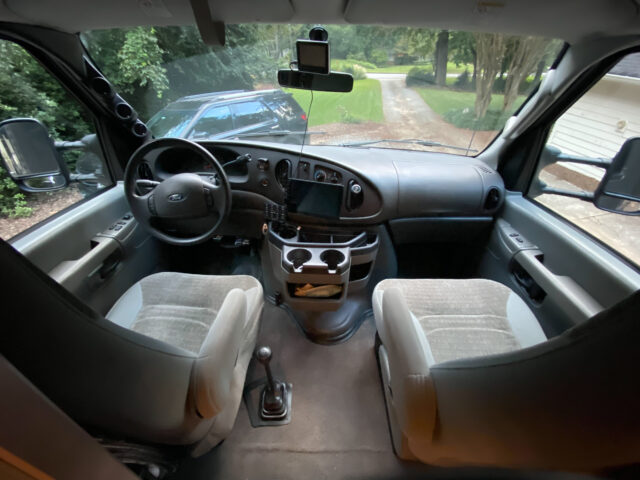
(0, 238), (263, 457)
(107, 272), (262, 354)
(375, 279), (546, 366)
(373, 278), (640, 470)
(106, 272), (263, 455)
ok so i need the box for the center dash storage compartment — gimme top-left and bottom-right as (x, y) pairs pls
(268, 224), (379, 311)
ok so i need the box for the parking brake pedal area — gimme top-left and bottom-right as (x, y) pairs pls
(243, 346), (292, 427)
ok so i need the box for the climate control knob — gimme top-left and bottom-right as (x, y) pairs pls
(314, 170), (326, 182)
(350, 183), (362, 195)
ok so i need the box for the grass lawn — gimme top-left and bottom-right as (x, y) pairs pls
(446, 62), (473, 74)
(415, 87), (525, 116)
(288, 79), (383, 127)
(368, 64), (423, 74)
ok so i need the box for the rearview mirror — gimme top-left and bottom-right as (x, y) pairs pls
(594, 137), (640, 215)
(0, 118), (67, 192)
(278, 70), (353, 93)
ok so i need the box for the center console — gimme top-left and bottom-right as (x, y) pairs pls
(265, 222), (380, 343)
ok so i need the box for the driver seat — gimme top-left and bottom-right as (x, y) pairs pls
(0, 239), (263, 457)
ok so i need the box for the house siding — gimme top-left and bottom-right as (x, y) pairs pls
(548, 74), (640, 160)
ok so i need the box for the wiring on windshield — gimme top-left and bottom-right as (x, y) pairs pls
(299, 90), (314, 164)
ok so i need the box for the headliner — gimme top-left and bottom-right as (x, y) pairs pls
(0, 0), (639, 43)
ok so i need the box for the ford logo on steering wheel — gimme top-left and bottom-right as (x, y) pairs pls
(168, 193), (185, 202)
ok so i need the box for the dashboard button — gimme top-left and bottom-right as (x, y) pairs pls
(314, 170), (326, 182)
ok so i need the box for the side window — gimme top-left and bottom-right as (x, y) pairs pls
(188, 106), (233, 139)
(231, 101), (274, 128)
(529, 52), (640, 266)
(0, 40), (112, 240)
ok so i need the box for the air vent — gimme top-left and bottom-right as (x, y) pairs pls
(478, 165), (493, 175)
(138, 162), (153, 180)
(484, 187), (501, 210)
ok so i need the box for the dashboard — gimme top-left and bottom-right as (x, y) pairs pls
(148, 140), (505, 230)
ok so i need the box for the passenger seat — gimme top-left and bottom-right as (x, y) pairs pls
(373, 278), (640, 470)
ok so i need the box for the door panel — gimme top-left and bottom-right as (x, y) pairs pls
(479, 192), (640, 336)
(11, 183), (159, 315)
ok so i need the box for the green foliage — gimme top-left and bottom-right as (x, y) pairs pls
(414, 86), (515, 115)
(346, 52), (367, 63)
(0, 39), (98, 219)
(449, 31), (476, 66)
(370, 49), (389, 66)
(492, 76), (534, 94)
(0, 167), (32, 218)
(332, 59), (377, 71)
(406, 66), (435, 86)
(393, 53), (418, 65)
(288, 79), (383, 127)
(117, 28), (169, 99)
(84, 26), (280, 120)
(341, 64), (367, 80)
(454, 70), (474, 91)
(414, 86), (525, 128)
(0, 42), (92, 140)
(443, 108), (513, 131)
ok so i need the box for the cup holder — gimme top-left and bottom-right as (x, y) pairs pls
(320, 249), (345, 270)
(279, 225), (297, 240)
(287, 248), (312, 269)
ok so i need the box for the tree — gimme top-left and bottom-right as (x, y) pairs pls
(473, 33), (507, 119)
(449, 31), (476, 81)
(118, 28), (169, 99)
(434, 30), (449, 86)
(502, 36), (549, 111)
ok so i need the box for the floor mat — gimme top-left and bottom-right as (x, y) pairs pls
(169, 302), (433, 479)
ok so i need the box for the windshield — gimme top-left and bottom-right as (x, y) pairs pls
(82, 26), (563, 155)
(147, 107), (198, 138)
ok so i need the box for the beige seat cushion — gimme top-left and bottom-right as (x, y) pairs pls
(374, 278), (546, 365)
(373, 278), (640, 470)
(107, 272), (263, 456)
(108, 272), (262, 354)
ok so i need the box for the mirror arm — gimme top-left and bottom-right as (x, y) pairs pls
(554, 153), (611, 168)
(55, 140), (86, 151)
(540, 186), (594, 201)
(69, 173), (99, 182)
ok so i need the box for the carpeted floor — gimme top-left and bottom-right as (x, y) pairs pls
(167, 303), (606, 480)
(169, 302), (433, 480)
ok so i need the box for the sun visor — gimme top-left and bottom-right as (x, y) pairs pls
(190, 0), (294, 46)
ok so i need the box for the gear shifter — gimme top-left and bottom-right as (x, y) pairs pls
(256, 346), (288, 420)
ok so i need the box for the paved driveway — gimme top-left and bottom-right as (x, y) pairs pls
(320, 73), (496, 153)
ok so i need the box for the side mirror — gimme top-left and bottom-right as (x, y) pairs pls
(278, 70), (353, 93)
(594, 137), (640, 215)
(0, 118), (68, 192)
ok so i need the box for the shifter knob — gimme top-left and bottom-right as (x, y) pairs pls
(256, 346), (272, 365)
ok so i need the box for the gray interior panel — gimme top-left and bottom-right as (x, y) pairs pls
(479, 192), (640, 334)
(11, 183), (159, 314)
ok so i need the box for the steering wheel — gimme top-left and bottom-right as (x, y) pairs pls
(124, 138), (231, 245)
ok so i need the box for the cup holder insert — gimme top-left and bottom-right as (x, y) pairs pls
(320, 249), (346, 270)
(279, 226), (297, 240)
(287, 248), (312, 269)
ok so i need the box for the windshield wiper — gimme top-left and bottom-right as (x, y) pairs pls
(340, 138), (477, 153)
(227, 130), (325, 139)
